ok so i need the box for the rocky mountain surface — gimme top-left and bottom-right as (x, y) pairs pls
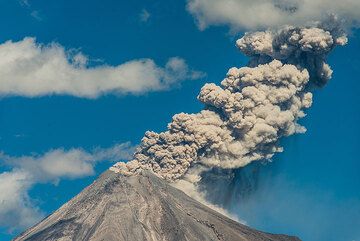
(15, 171), (300, 241)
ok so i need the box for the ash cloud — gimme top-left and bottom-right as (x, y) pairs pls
(237, 17), (347, 86)
(111, 22), (346, 184)
(197, 162), (360, 241)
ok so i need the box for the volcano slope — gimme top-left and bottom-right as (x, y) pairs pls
(14, 171), (300, 241)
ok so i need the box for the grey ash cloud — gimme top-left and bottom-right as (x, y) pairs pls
(111, 21), (346, 187)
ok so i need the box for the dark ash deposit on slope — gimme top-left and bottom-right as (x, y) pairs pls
(14, 171), (300, 241)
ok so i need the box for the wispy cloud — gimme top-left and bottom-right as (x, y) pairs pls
(0, 38), (204, 98)
(0, 142), (135, 231)
(18, 0), (42, 21)
(19, 0), (30, 7)
(30, 10), (42, 21)
(139, 8), (150, 23)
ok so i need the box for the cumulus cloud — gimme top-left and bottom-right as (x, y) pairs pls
(187, 0), (360, 30)
(0, 142), (134, 231)
(0, 171), (42, 231)
(0, 38), (204, 98)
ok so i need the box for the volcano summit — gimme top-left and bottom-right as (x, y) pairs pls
(15, 171), (299, 241)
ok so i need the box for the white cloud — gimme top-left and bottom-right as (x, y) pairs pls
(4, 149), (95, 182)
(0, 171), (42, 231)
(19, 0), (42, 21)
(0, 38), (204, 98)
(187, 0), (360, 30)
(19, 0), (30, 7)
(139, 9), (150, 22)
(0, 142), (134, 231)
(30, 10), (42, 21)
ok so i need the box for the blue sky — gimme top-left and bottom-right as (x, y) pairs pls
(0, 1), (359, 241)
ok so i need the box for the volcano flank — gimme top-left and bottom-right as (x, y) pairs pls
(15, 171), (300, 241)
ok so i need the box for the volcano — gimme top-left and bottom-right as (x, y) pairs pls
(14, 170), (300, 241)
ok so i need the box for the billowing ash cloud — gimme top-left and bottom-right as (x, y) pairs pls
(111, 23), (346, 183)
(237, 18), (347, 86)
(187, 0), (360, 30)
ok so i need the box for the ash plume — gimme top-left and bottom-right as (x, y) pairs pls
(111, 21), (346, 185)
